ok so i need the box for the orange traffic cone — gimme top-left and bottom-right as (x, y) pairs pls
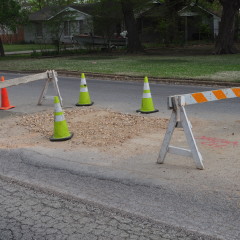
(0, 76), (15, 110)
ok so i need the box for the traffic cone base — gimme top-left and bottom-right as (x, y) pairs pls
(50, 132), (73, 142)
(136, 109), (159, 114)
(76, 101), (94, 106)
(0, 106), (15, 110)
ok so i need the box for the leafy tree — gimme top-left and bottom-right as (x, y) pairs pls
(0, 0), (25, 56)
(43, 6), (82, 53)
(86, 0), (146, 52)
(197, 0), (220, 10)
(27, 0), (76, 10)
(93, 0), (123, 45)
(158, 0), (186, 45)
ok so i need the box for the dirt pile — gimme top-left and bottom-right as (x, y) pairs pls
(0, 107), (168, 150)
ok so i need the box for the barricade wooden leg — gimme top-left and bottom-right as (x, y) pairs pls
(37, 70), (63, 106)
(157, 109), (177, 164)
(157, 106), (204, 170)
(38, 77), (50, 105)
(180, 106), (204, 170)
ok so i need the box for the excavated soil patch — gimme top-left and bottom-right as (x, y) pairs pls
(0, 107), (168, 151)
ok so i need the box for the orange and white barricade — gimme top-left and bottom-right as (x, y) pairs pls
(157, 87), (240, 170)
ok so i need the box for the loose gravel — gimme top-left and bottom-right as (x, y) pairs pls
(0, 107), (167, 150)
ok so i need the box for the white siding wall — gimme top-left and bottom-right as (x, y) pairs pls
(24, 11), (93, 44)
(213, 16), (220, 37)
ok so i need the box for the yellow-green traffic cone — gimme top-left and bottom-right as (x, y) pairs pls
(76, 73), (94, 106)
(50, 96), (73, 141)
(136, 76), (158, 114)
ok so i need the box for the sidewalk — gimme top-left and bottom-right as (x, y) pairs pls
(5, 49), (42, 55)
(5, 47), (76, 56)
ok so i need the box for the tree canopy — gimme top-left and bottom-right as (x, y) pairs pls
(0, 0), (25, 56)
(0, 0), (22, 30)
(27, 0), (76, 10)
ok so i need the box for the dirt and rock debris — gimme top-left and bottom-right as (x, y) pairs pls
(0, 107), (168, 150)
(0, 106), (239, 179)
(0, 106), (239, 196)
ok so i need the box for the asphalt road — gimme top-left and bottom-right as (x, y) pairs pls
(0, 72), (239, 121)
(0, 176), (219, 240)
(0, 143), (239, 240)
(0, 72), (239, 240)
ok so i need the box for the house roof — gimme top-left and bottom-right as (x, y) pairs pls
(137, 2), (221, 19)
(135, 1), (163, 18)
(29, 6), (62, 21)
(137, 3), (165, 18)
(178, 4), (221, 18)
(29, 3), (95, 21)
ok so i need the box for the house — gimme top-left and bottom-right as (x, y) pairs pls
(24, 4), (95, 44)
(136, 2), (221, 43)
(178, 3), (221, 41)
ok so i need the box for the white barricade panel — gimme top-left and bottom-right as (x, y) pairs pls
(0, 70), (62, 106)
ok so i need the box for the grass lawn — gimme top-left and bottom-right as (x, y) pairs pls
(1, 46), (240, 82)
(3, 44), (55, 52)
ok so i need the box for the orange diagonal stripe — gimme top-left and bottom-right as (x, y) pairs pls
(212, 90), (227, 100)
(192, 93), (208, 103)
(232, 88), (240, 97)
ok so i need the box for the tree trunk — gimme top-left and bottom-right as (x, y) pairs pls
(215, 0), (240, 54)
(235, 12), (239, 41)
(120, 0), (143, 53)
(0, 37), (5, 57)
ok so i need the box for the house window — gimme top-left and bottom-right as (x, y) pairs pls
(79, 20), (84, 34)
(71, 21), (78, 35)
(64, 21), (80, 37)
(64, 21), (70, 36)
(36, 23), (43, 37)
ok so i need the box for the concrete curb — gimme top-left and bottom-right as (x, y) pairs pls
(2, 69), (240, 87)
